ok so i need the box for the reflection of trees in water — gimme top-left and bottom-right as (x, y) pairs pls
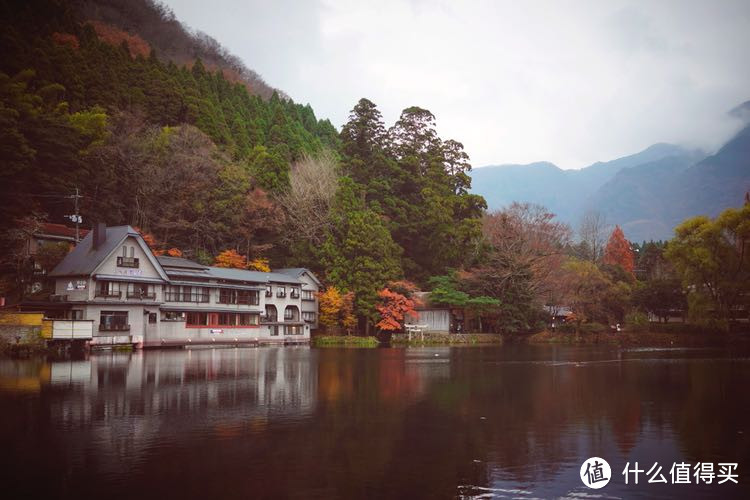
(1, 347), (749, 498)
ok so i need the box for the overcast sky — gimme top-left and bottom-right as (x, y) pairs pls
(163, 0), (750, 169)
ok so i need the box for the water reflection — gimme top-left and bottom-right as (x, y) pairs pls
(0, 345), (748, 499)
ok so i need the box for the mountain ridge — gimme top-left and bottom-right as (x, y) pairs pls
(470, 122), (750, 242)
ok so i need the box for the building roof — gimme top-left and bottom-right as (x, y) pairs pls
(158, 256), (303, 285)
(36, 223), (90, 240)
(49, 225), (169, 281)
(275, 267), (322, 286)
(207, 266), (302, 285)
(156, 256), (208, 270)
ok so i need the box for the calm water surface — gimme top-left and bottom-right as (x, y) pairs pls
(1, 345), (748, 499)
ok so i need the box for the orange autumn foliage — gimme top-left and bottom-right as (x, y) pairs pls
(603, 225), (635, 275)
(88, 20), (151, 58)
(166, 247), (183, 257)
(376, 288), (417, 331)
(51, 32), (79, 49)
(213, 249), (247, 269)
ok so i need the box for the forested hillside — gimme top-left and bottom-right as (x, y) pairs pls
(0, 0), (486, 329)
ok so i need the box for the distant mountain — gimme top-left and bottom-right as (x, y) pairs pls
(471, 118), (750, 242)
(470, 143), (701, 236)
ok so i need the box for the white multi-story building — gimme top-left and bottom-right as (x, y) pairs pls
(42, 224), (320, 347)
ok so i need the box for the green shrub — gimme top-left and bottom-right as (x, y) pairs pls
(625, 311), (649, 332)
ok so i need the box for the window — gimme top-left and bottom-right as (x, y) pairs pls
(70, 310), (83, 320)
(217, 312), (235, 325)
(99, 311), (129, 331)
(270, 325), (279, 336)
(276, 286), (286, 298)
(162, 311), (184, 322)
(219, 288), (237, 304)
(264, 305), (277, 322)
(167, 286), (209, 302)
(284, 325), (303, 336)
(290, 287), (300, 299)
(284, 306), (299, 321)
(96, 281), (120, 298)
(237, 289), (259, 305)
(186, 312), (208, 327)
(164, 285), (181, 302)
(127, 283), (155, 299)
(238, 313), (259, 326)
(265, 285), (272, 297)
(302, 290), (315, 301)
(302, 311), (316, 323)
(148, 313), (157, 324)
(117, 246), (139, 268)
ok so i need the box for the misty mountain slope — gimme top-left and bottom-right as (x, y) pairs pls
(470, 117), (749, 243)
(470, 143), (694, 226)
(668, 123), (750, 227)
(590, 150), (707, 241)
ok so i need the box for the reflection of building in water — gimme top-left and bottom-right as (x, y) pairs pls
(16, 348), (317, 472)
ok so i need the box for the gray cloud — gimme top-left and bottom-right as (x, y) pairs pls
(164, 0), (750, 168)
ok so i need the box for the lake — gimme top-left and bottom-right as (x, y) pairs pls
(1, 344), (748, 499)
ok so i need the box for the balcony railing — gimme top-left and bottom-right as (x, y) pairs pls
(276, 291), (286, 298)
(126, 291), (156, 300)
(261, 315), (278, 323)
(117, 256), (140, 268)
(290, 291), (300, 299)
(99, 323), (130, 332)
(95, 291), (122, 298)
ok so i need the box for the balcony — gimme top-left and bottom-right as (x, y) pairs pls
(95, 291), (122, 299)
(290, 291), (300, 299)
(276, 291), (286, 298)
(126, 291), (156, 300)
(117, 256), (140, 268)
(99, 323), (130, 332)
(265, 291), (272, 298)
(261, 315), (278, 323)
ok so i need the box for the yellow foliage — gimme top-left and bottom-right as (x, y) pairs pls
(247, 258), (271, 272)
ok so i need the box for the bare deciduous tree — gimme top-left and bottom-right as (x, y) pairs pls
(276, 149), (339, 245)
(578, 209), (609, 262)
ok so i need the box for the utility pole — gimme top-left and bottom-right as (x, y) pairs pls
(67, 187), (83, 242)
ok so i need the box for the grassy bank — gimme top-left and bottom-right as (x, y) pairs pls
(390, 333), (503, 346)
(312, 335), (380, 347)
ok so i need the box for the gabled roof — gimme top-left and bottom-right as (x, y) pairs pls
(275, 267), (322, 286)
(49, 225), (169, 281)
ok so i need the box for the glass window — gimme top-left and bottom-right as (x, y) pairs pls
(186, 312), (208, 326)
(100, 311), (128, 331)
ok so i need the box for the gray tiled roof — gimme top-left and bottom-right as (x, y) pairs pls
(206, 266), (302, 285)
(50, 225), (138, 277)
(275, 267), (322, 286)
(156, 256), (208, 270)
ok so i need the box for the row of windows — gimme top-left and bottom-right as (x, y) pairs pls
(96, 281), (305, 304)
(98, 311), (307, 331)
(186, 312), (260, 327)
(265, 285), (301, 298)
